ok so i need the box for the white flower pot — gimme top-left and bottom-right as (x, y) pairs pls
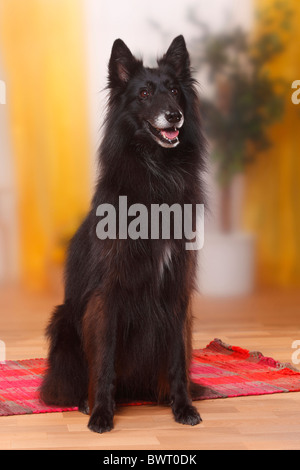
(197, 231), (256, 297)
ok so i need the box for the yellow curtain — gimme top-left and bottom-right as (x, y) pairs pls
(244, 0), (300, 287)
(0, 0), (91, 290)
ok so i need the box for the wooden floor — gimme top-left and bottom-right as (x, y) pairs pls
(1, 281), (300, 450)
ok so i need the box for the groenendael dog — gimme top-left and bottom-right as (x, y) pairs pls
(40, 35), (206, 433)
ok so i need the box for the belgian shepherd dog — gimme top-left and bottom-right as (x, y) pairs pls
(40, 35), (206, 433)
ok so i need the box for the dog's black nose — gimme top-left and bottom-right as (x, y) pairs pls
(166, 111), (182, 124)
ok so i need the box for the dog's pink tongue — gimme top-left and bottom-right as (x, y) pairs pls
(161, 129), (179, 140)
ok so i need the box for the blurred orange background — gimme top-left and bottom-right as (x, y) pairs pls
(0, 0), (299, 295)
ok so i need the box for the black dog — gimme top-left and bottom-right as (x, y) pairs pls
(40, 35), (206, 433)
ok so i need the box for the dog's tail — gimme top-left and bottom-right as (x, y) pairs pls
(39, 303), (88, 407)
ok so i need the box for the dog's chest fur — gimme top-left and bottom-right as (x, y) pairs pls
(158, 243), (173, 280)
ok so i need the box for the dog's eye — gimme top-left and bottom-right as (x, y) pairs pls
(139, 89), (149, 100)
(171, 88), (179, 96)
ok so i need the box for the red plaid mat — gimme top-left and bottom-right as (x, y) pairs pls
(1, 339), (300, 416)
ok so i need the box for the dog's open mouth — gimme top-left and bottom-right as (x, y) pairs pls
(147, 121), (180, 148)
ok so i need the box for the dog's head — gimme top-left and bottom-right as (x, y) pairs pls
(108, 36), (191, 149)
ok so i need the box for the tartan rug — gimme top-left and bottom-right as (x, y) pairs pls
(1, 338), (300, 416)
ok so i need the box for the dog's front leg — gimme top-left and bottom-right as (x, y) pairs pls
(83, 293), (117, 433)
(169, 337), (202, 426)
(87, 335), (116, 433)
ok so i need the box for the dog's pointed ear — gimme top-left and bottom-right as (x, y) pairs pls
(159, 35), (190, 78)
(108, 39), (140, 87)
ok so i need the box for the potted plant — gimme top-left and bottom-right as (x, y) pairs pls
(190, 4), (290, 295)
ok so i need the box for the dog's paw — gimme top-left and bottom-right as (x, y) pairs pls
(88, 408), (114, 434)
(173, 404), (202, 426)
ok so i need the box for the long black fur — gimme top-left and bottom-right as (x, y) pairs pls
(40, 35), (206, 433)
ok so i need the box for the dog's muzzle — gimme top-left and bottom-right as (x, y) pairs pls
(146, 112), (184, 148)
